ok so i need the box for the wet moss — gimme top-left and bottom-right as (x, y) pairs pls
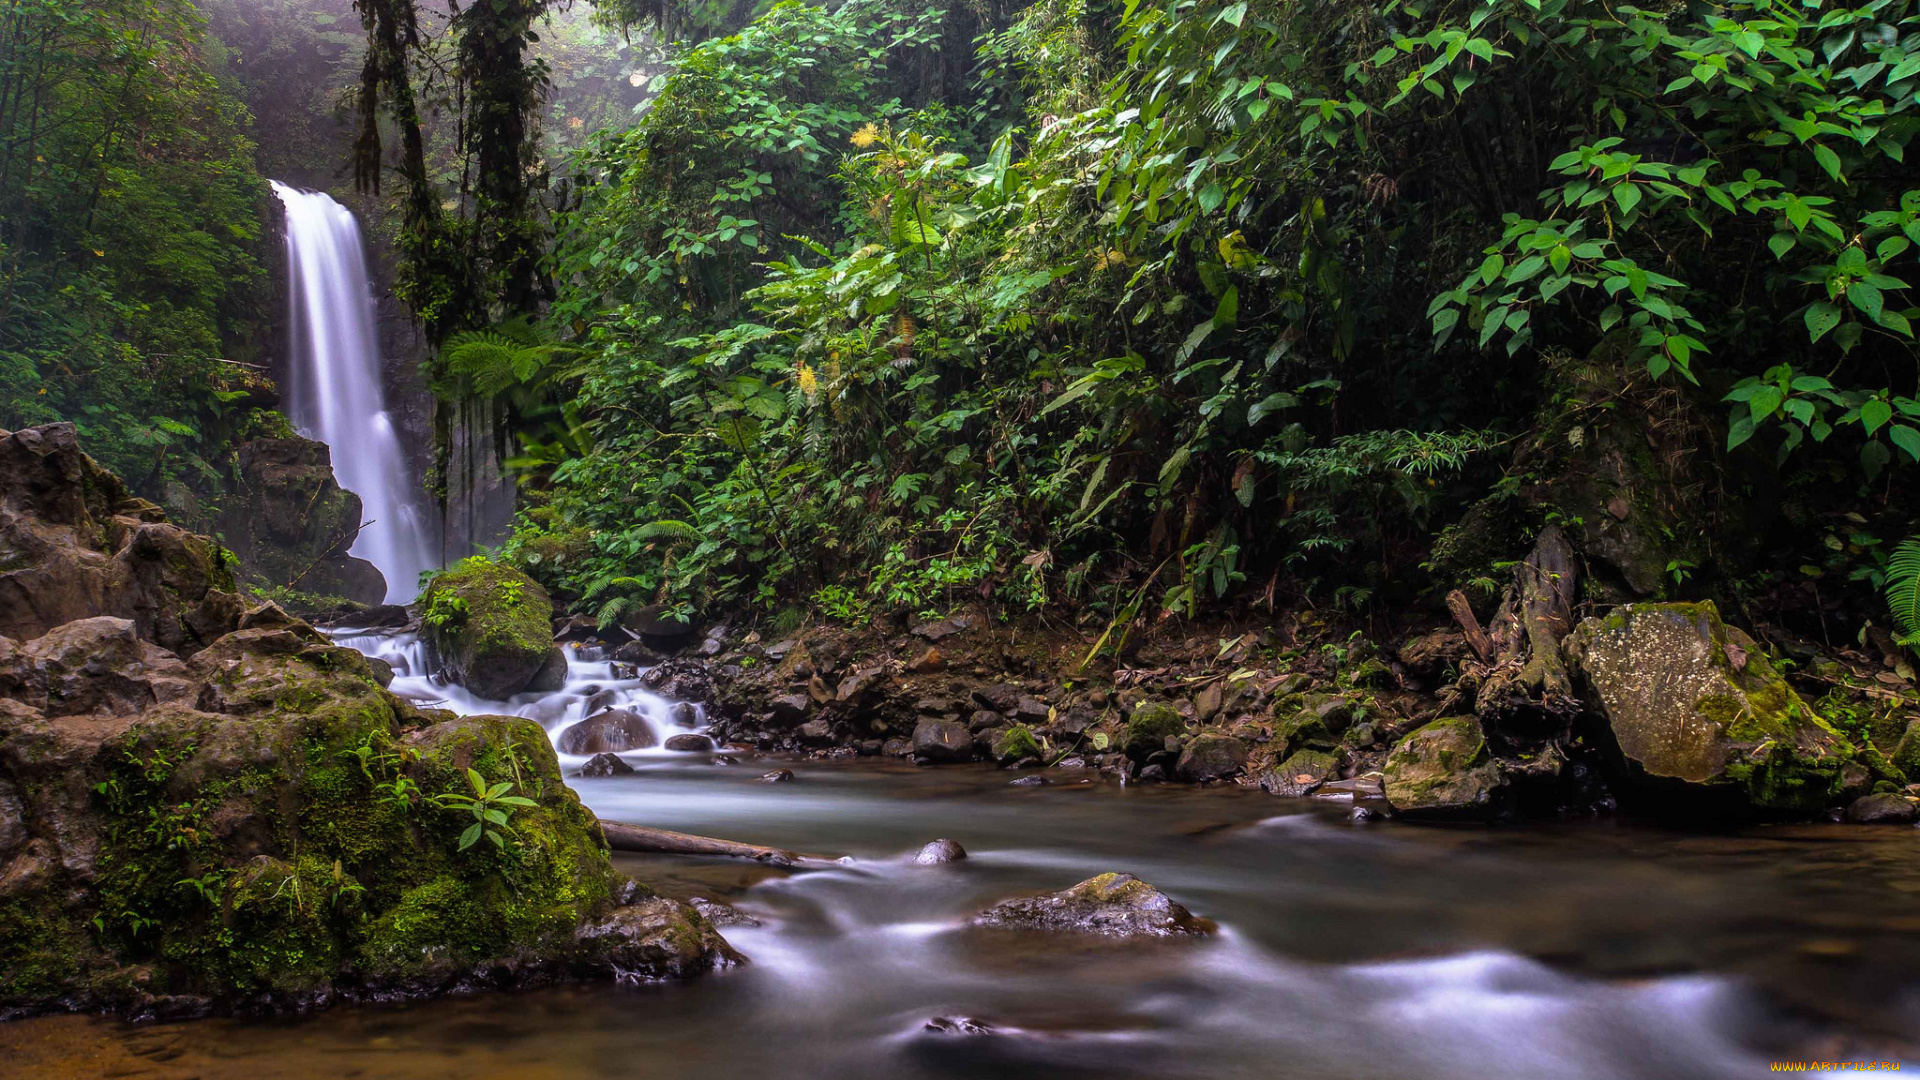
(1123, 703), (1184, 760)
(992, 724), (1043, 763)
(418, 557), (555, 697)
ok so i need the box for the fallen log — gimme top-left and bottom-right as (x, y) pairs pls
(598, 819), (842, 868)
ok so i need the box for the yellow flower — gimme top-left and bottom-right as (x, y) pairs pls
(850, 123), (880, 149)
(797, 361), (818, 399)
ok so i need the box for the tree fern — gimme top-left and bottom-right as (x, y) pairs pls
(440, 317), (573, 398)
(1888, 537), (1920, 648)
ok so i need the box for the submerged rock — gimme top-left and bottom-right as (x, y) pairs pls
(418, 558), (556, 700)
(573, 896), (745, 982)
(973, 872), (1212, 938)
(664, 733), (714, 753)
(924, 1016), (995, 1035)
(913, 838), (968, 864)
(689, 897), (761, 928)
(758, 769), (795, 783)
(1382, 717), (1504, 816)
(558, 709), (658, 755)
(578, 752), (636, 778)
(1566, 602), (1853, 811)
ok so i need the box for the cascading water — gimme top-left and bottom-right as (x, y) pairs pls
(272, 181), (436, 603)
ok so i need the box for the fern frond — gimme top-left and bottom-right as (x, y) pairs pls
(1886, 536), (1920, 640)
(638, 520), (702, 546)
(596, 595), (632, 631)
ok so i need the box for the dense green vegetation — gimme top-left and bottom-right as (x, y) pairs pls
(0, 0), (271, 492)
(460, 0), (1918, 645)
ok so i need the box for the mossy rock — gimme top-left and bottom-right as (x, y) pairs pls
(1382, 716), (1505, 816)
(1565, 602), (1854, 811)
(1259, 749), (1341, 797)
(419, 557), (556, 700)
(1123, 702), (1184, 760)
(1892, 719), (1920, 783)
(991, 723), (1043, 763)
(0, 621), (730, 1016)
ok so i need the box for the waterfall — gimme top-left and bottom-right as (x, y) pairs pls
(271, 181), (437, 603)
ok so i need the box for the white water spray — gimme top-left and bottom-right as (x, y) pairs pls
(272, 181), (436, 602)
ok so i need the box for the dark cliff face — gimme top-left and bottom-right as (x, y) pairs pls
(218, 436), (386, 605)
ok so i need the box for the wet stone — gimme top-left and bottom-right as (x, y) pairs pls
(690, 897), (761, 927)
(1845, 793), (1918, 824)
(913, 838), (968, 864)
(664, 734), (714, 753)
(558, 709), (658, 755)
(577, 753), (635, 778)
(924, 1016), (995, 1035)
(759, 769), (795, 783)
(973, 873), (1212, 938)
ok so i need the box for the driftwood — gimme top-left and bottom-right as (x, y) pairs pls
(1445, 590), (1494, 663)
(598, 820), (842, 868)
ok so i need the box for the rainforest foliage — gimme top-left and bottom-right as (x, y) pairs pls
(463, 0), (1920, 638)
(0, 0), (271, 490)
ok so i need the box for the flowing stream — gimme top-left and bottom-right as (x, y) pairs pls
(10, 641), (1918, 1079)
(271, 183), (436, 603)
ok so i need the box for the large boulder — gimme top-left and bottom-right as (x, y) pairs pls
(419, 557), (557, 700)
(1565, 602), (1853, 811)
(557, 709), (658, 755)
(1175, 733), (1248, 782)
(0, 622), (743, 1018)
(973, 873), (1211, 938)
(0, 423), (245, 654)
(1382, 716), (1505, 816)
(218, 437), (386, 605)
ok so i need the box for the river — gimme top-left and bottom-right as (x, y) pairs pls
(7, 639), (1917, 1078)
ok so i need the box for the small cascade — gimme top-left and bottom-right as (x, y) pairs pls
(331, 630), (707, 759)
(271, 181), (436, 603)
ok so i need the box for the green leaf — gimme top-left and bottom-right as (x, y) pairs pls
(1804, 302), (1842, 342)
(1810, 143), (1843, 181)
(1889, 425), (1920, 462)
(1613, 183), (1642, 216)
(458, 822), (483, 851)
(1727, 412), (1757, 451)
(1862, 398), (1894, 435)
(1847, 281), (1884, 322)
